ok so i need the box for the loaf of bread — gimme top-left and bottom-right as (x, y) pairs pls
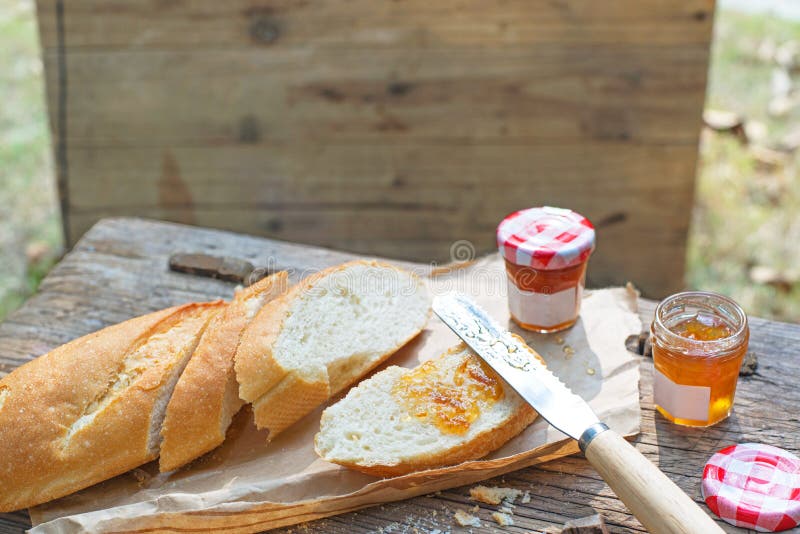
(235, 260), (431, 439)
(0, 260), (430, 511)
(314, 340), (539, 477)
(158, 272), (289, 472)
(0, 301), (224, 512)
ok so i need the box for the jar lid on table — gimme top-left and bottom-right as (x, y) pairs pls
(496, 206), (595, 270)
(702, 443), (800, 532)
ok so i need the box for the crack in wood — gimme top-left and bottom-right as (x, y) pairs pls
(55, 0), (70, 244)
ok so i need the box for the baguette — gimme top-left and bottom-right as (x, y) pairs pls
(159, 272), (289, 472)
(235, 260), (430, 439)
(314, 340), (539, 477)
(0, 301), (223, 512)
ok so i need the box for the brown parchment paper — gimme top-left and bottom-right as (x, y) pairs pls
(30, 255), (642, 533)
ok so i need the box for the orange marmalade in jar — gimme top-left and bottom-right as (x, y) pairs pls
(651, 291), (749, 427)
(497, 206), (595, 333)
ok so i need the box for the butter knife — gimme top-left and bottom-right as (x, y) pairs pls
(432, 293), (723, 534)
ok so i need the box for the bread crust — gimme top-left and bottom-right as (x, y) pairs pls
(233, 282), (298, 403)
(159, 272), (289, 472)
(0, 302), (222, 512)
(251, 370), (330, 438)
(329, 403), (537, 478)
(235, 260), (429, 439)
(315, 339), (541, 477)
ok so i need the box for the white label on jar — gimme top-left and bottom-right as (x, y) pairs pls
(506, 276), (581, 328)
(654, 368), (710, 422)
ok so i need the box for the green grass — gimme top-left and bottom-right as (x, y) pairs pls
(687, 9), (800, 321)
(0, 0), (61, 319)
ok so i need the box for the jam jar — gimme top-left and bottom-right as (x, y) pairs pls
(651, 291), (749, 427)
(497, 206), (595, 333)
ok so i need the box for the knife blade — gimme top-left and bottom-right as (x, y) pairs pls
(432, 292), (601, 443)
(432, 293), (725, 534)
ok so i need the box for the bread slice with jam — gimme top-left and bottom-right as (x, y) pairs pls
(314, 339), (539, 477)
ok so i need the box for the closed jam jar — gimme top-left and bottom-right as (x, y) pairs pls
(651, 291), (749, 427)
(497, 206), (595, 333)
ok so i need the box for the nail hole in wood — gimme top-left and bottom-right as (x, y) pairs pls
(250, 17), (280, 44)
(238, 115), (261, 144)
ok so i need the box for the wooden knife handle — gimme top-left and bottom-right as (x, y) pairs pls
(583, 429), (724, 534)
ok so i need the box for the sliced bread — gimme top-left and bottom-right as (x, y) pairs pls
(0, 301), (223, 512)
(314, 340), (540, 477)
(159, 272), (289, 472)
(235, 260), (431, 439)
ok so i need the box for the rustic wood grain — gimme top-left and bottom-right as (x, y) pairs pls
(59, 142), (698, 299)
(36, 0), (714, 49)
(34, 0), (714, 298)
(0, 218), (794, 533)
(42, 48), (708, 147)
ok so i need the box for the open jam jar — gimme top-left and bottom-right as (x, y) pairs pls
(497, 206), (595, 333)
(651, 291), (749, 427)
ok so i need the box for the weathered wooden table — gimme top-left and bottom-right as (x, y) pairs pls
(1, 218), (796, 533)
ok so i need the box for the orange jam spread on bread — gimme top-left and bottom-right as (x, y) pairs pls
(394, 356), (504, 434)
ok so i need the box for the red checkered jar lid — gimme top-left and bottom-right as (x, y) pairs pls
(703, 443), (800, 532)
(496, 206), (595, 270)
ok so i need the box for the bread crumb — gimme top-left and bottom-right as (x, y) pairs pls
(469, 485), (522, 505)
(453, 509), (481, 527)
(492, 511), (514, 526)
(499, 504), (514, 514)
(130, 468), (151, 487)
(521, 491), (531, 503)
(471, 504), (480, 513)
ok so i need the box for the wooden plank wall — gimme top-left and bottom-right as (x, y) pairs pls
(35, 0), (715, 297)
